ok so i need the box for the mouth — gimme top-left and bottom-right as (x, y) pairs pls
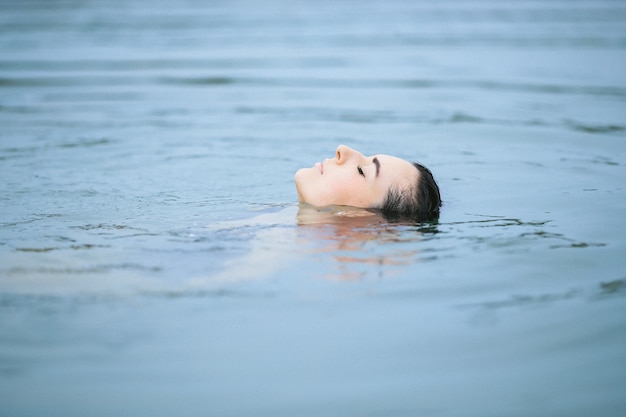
(315, 162), (323, 175)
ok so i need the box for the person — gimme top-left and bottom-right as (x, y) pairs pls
(294, 145), (441, 221)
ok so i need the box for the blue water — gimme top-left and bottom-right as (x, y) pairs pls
(1, 1), (626, 416)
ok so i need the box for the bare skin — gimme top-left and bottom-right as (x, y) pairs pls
(294, 145), (418, 209)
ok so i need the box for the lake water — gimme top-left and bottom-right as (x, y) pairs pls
(1, 0), (625, 416)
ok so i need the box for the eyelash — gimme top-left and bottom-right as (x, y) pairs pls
(357, 166), (365, 177)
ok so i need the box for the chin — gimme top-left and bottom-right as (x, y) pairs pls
(294, 168), (328, 205)
(294, 167), (313, 188)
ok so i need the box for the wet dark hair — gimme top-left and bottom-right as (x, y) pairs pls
(379, 162), (441, 222)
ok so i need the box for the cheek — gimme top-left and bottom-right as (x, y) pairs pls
(327, 176), (371, 207)
(295, 169), (374, 207)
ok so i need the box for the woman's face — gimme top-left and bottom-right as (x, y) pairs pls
(294, 145), (418, 208)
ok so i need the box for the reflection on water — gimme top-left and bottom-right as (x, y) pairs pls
(190, 205), (435, 283)
(296, 205), (433, 279)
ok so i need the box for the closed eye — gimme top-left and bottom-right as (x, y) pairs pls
(357, 166), (365, 177)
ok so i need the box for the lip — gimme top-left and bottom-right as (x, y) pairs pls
(315, 162), (323, 175)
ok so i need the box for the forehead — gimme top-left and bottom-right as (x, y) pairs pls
(375, 153), (418, 190)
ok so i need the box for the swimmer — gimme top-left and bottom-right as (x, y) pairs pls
(294, 144), (441, 221)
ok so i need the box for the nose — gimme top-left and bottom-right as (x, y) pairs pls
(335, 144), (361, 165)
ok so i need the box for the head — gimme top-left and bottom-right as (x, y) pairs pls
(294, 145), (441, 221)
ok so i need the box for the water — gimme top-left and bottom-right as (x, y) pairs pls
(1, 0), (626, 415)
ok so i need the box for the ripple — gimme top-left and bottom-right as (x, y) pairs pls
(458, 289), (581, 311)
(159, 76), (235, 86)
(599, 279), (626, 296)
(6, 263), (161, 275)
(3, 73), (625, 102)
(458, 277), (626, 311)
(1, 214), (64, 228)
(163, 76), (626, 98)
(0, 76), (144, 87)
(565, 121), (626, 134)
(74, 223), (144, 231)
(15, 244), (111, 253)
(56, 138), (115, 149)
(14, 247), (56, 253)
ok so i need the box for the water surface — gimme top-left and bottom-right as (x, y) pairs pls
(1, 1), (625, 416)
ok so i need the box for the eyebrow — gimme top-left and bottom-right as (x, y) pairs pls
(373, 157), (380, 177)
